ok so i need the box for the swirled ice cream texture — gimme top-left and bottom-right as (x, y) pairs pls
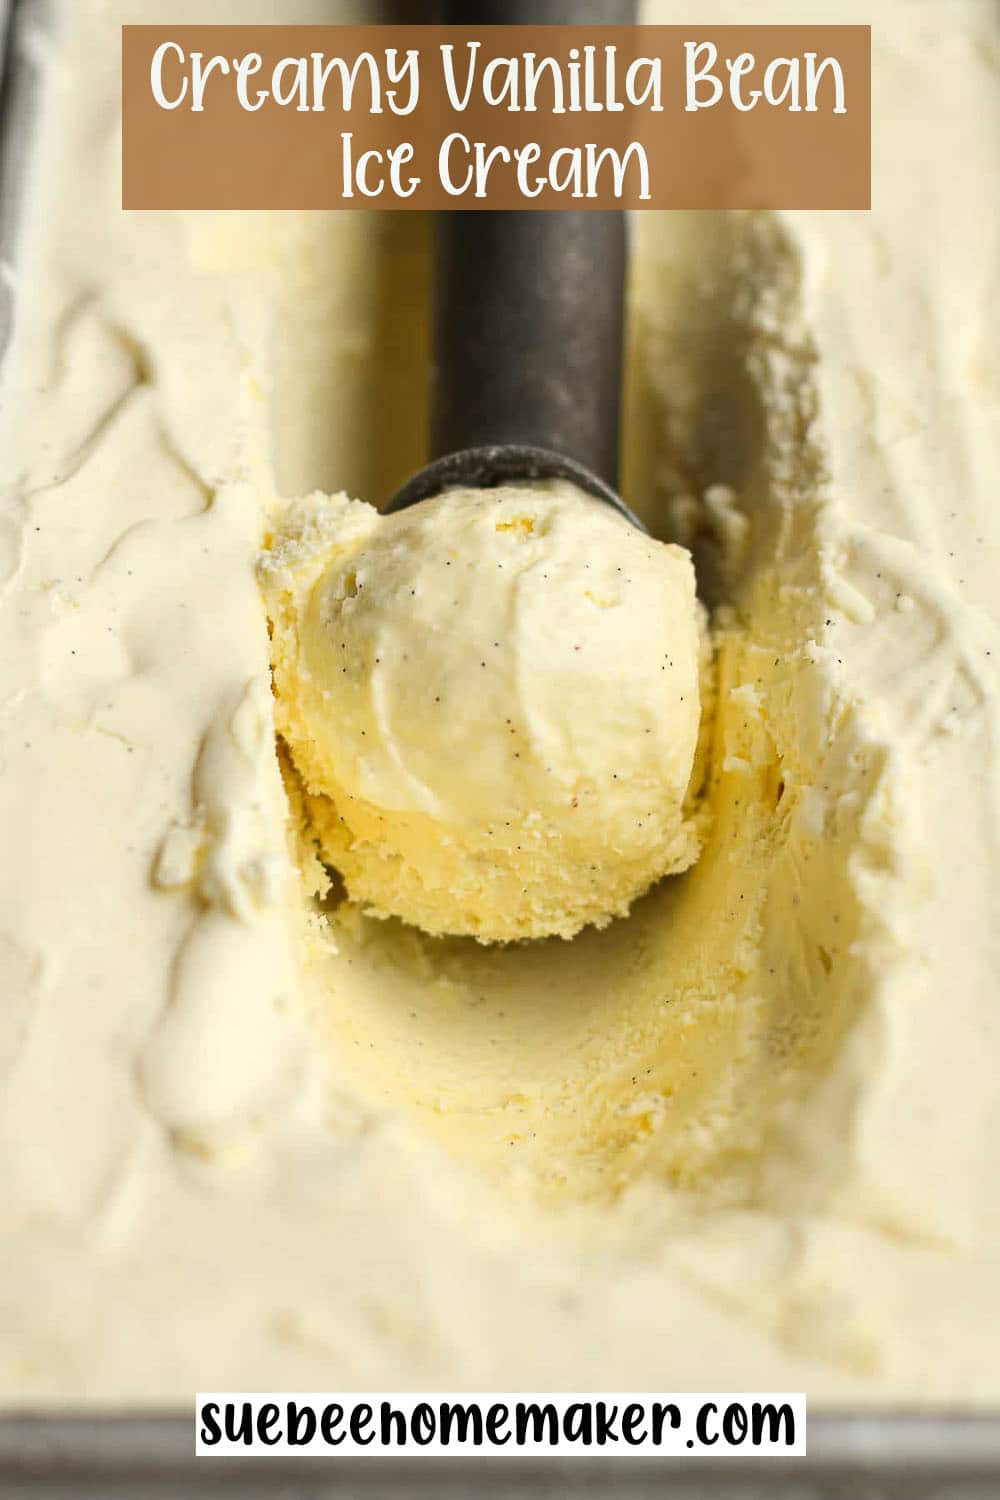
(0, 0), (999, 1408)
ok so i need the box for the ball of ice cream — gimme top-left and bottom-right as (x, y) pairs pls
(261, 481), (703, 942)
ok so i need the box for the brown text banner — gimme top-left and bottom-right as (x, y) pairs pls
(122, 26), (870, 210)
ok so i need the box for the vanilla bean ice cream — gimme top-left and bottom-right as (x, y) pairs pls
(1, 0), (1000, 1411)
(261, 482), (703, 941)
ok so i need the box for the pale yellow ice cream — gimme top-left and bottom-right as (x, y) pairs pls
(1, 0), (1000, 1411)
(261, 482), (702, 940)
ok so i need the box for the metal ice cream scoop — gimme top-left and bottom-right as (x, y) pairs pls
(385, 0), (642, 530)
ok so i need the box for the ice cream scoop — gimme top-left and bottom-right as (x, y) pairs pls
(386, 0), (640, 526)
(261, 483), (703, 943)
(259, 0), (706, 942)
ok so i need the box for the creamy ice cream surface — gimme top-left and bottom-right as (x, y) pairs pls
(262, 482), (703, 941)
(1, 0), (1000, 1407)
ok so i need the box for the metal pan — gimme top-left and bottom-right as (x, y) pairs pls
(3, 1411), (1000, 1497)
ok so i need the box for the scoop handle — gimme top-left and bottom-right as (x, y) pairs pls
(434, 0), (636, 489)
(432, 213), (625, 489)
(444, 0), (635, 23)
